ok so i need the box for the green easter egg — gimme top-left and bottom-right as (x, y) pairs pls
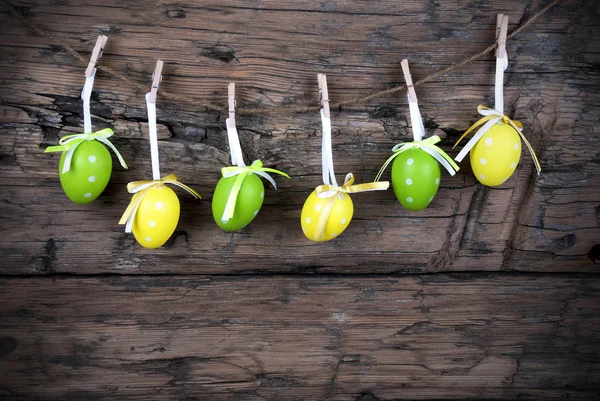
(391, 148), (440, 211)
(212, 173), (265, 231)
(59, 140), (112, 204)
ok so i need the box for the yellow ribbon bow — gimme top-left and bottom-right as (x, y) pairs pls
(118, 174), (201, 233)
(453, 105), (541, 174)
(312, 173), (389, 240)
(220, 159), (290, 224)
(44, 128), (128, 174)
(374, 135), (459, 182)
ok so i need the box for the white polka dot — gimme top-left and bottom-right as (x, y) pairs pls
(429, 196), (434, 203)
(148, 220), (156, 227)
(260, 191), (264, 199)
(406, 158), (414, 165)
(305, 217), (311, 224)
(485, 138), (493, 146)
(88, 155), (96, 163)
(88, 175), (96, 182)
(510, 162), (516, 169)
(315, 204), (322, 211)
(435, 178), (440, 185)
(479, 174), (485, 180)
(84, 192), (92, 198)
(405, 178), (413, 185)
(480, 158), (487, 165)
(145, 236), (152, 243)
(340, 218), (346, 225)
(254, 210), (259, 216)
(406, 197), (413, 203)
(514, 143), (520, 150)
(330, 232), (337, 238)
(502, 177), (509, 183)
(155, 202), (163, 209)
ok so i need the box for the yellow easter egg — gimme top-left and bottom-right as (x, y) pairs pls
(132, 185), (180, 249)
(470, 122), (522, 186)
(301, 189), (353, 242)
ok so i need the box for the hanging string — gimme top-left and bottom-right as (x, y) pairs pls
(0, 0), (561, 116)
(145, 93), (161, 180)
(82, 72), (95, 134)
(226, 115), (245, 167)
(320, 109), (338, 187)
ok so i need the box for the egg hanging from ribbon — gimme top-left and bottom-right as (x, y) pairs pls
(375, 60), (458, 212)
(212, 174), (265, 231)
(132, 185), (180, 249)
(391, 148), (441, 211)
(469, 123), (521, 187)
(301, 189), (353, 242)
(453, 15), (540, 185)
(58, 140), (112, 204)
(119, 61), (200, 249)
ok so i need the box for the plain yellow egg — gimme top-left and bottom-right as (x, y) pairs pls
(132, 185), (180, 249)
(301, 189), (353, 242)
(470, 122), (522, 187)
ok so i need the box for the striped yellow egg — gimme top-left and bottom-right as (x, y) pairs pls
(301, 189), (353, 242)
(132, 185), (180, 249)
(470, 122), (521, 186)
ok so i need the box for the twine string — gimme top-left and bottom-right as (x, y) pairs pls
(0, 0), (560, 115)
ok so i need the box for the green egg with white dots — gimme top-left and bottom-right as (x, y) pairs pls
(391, 148), (440, 211)
(212, 173), (265, 231)
(58, 140), (112, 204)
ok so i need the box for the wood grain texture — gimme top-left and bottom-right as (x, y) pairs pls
(0, 275), (599, 400)
(0, 0), (599, 399)
(1, 0), (599, 275)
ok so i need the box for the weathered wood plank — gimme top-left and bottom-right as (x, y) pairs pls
(0, 0), (598, 275)
(0, 274), (598, 400)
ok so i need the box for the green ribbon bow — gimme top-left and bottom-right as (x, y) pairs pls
(44, 128), (128, 174)
(220, 159), (290, 224)
(375, 135), (459, 182)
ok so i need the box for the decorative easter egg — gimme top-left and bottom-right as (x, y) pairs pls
(58, 140), (112, 204)
(391, 148), (440, 212)
(301, 190), (353, 242)
(212, 174), (265, 231)
(470, 122), (521, 186)
(132, 185), (180, 249)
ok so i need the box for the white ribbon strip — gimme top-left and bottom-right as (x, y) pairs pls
(407, 96), (425, 142)
(455, 108), (513, 163)
(253, 170), (277, 188)
(226, 117), (246, 167)
(320, 108), (338, 187)
(419, 145), (458, 176)
(145, 93), (161, 181)
(454, 39), (511, 163)
(81, 70), (96, 134)
(494, 43), (509, 114)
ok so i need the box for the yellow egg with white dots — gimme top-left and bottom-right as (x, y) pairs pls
(132, 185), (180, 249)
(470, 122), (521, 187)
(301, 189), (353, 242)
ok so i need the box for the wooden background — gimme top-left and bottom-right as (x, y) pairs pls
(1, 0), (599, 399)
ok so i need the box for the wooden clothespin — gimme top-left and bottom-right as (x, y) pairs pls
(85, 35), (108, 78)
(495, 14), (509, 58)
(401, 59), (418, 103)
(228, 83), (236, 125)
(317, 74), (330, 118)
(148, 60), (164, 104)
